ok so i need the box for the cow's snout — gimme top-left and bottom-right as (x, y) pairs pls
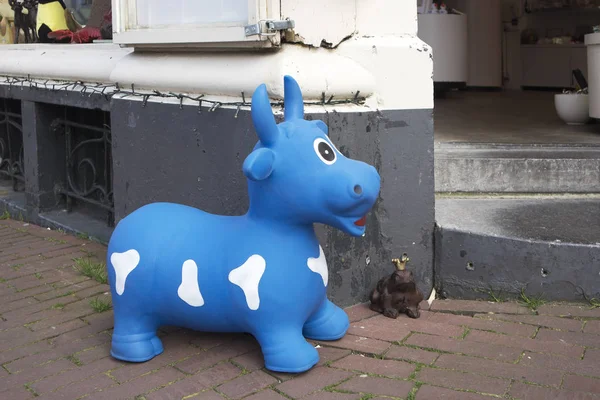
(341, 164), (380, 206)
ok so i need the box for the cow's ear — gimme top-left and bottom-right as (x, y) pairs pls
(313, 120), (329, 135)
(243, 148), (275, 181)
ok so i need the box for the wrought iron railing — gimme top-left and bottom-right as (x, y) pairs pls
(51, 108), (114, 227)
(0, 98), (25, 191)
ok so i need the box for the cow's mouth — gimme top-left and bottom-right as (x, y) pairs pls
(354, 216), (367, 227)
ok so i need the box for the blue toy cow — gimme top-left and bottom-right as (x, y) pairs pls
(106, 75), (381, 373)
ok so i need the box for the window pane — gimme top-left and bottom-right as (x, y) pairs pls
(63, 0), (94, 26)
(136, 0), (249, 27)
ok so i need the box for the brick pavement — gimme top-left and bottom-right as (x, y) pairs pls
(1, 219), (600, 399)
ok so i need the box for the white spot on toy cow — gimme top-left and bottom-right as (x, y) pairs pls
(307, 246), (328, 286)
(178, 260), (205, 307)
(229, 255), (266, 311)
(110, 249), (140, 295)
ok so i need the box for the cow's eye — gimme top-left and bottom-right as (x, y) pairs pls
(313, 138), (336, 165)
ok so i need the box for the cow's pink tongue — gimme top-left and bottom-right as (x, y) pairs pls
(354, 216), (367, 227)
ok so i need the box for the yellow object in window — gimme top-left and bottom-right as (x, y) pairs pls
(37, 0), (69, 43)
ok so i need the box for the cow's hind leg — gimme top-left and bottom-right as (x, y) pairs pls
(303, 298), (349, 341)
(255, 329), (319, 373)
(110, 312), (163, 362)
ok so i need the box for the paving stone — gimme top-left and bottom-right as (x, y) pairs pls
(323, 333), (391, 355)
(185, 391), (227, 399)
(0, 283), (57, 304)
(0, 340), (52, 365)
(30, 356), (125, 394)
(90, 366), (185, 399)
(0, 243), (81, 264)
(435, 353), (564, 387)
(242, 389), (289, 400)
(231, 349), (264, 372)
(74, 344), (111, 365)
(0, 319), (88, 353)
(263, 370), (296, 383)
(585, 320), (600, 335)
(146, 362), (241, 400)
(417, 367), (510, 396)
(2, 295), (80, 323)
(112, 340), (203, 382)
(585, 349), (600, 363)
(190, 332), (242, 350)
(3, 297), (40, 313)
(466, 329), (584, 358)
(33, 279), (97, 302)
(0, 359), (76, 391)
(0, 386), (35, 400)
(174, 340), (253, 375)
(416, 385), (495, 399)
(536, 328), (600, 348)
(563, 375), (600, 394)
(510, 381), (600, 400)
(302, 392), (362, 400)
(474, 313), (585, 332)
(72, 285), (111, 300)
(347, 320), (412, 342)
(349, 314), (464, 340)
(405, 332), (522, 362)
(384, 345), (440, 365)
(331, 354), (415, 378)
(538, 304), (600, 318)
(276, 366), (353, 398)
(50, 319), (113, 347)
(430, 300), (531, 315)
(336, 376), (413, 398)
(217, 370), (278, 399)
(344, 303), (379, 322)
(426, 312), (538, 337)
(27, 306), (96, 332)
(520, 351), (598, 377)
(36, 374), (117, 399)
(316, 346), (352, 366)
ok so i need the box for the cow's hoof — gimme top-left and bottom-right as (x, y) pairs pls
(110, 332), (164, 362)
(262, 339), (319, 373)
(303, 300), (349, 341)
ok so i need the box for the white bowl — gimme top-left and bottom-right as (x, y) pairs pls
(554, 93), (590, 125)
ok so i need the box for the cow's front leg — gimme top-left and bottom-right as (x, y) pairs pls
(111, 312), (163, 363)
(302, 298), (349, 341)
(254, 328), (319, 373)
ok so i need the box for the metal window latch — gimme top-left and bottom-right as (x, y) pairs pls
(245, 19), (295, 37)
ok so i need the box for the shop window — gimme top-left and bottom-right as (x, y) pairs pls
(112, 0), (283, 48)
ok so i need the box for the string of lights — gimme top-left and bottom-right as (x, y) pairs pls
(1, 75), (367, 117)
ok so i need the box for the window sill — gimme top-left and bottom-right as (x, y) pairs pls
(0, 35), (434, 111)
(0, 44), (133, 83)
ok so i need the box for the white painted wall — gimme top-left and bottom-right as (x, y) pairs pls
(0, 0), (432, 111)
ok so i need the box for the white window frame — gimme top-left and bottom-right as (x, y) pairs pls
(111, 0), (281, 49)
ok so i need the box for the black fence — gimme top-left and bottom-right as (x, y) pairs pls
(51, 106), (114, 227)
(0, 98), (24, 192)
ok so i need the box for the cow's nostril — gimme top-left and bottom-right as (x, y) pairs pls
(354, 185), (363, 195)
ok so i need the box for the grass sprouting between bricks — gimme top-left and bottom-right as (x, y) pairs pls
(89, 297), (112, 313)
(74, 257), (108, 284)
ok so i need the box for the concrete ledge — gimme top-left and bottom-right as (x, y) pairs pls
(0, 44), (132, 83)
(435, 197), (600, 302)
(435, 143), (600, 193)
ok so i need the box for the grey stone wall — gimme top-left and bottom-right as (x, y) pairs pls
(110, 99), (435, 307)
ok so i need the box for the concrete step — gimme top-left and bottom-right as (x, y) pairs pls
(435, 195), (600, 302)
(435, 143), (600, 193)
